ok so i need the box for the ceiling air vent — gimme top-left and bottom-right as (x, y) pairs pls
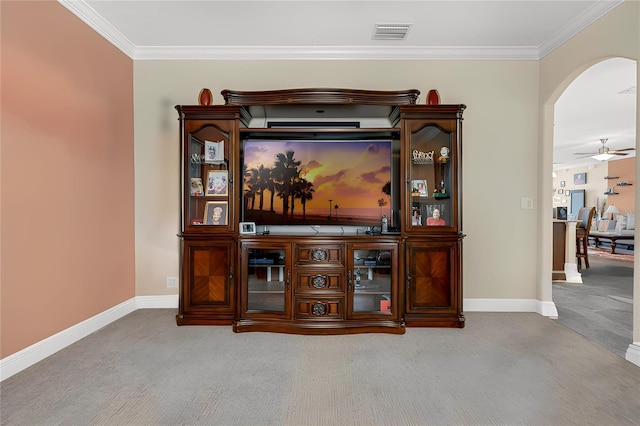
(373, 23), (412, 40)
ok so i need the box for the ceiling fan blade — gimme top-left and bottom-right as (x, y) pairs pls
(611, 152), (628, 156)
(574, 154), (594, 159)
(573, 152), (596, 156)
(610, 148), (636, 152)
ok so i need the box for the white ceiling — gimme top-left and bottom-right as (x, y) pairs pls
(58, 0), (636, 169)
(554, 57), (636, 170)
(60, 0), (623, 60)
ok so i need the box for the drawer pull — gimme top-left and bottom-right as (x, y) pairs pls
(311, 249), (327, 262)
(312, 275), (327, 289)
(312, 301), (327, 316)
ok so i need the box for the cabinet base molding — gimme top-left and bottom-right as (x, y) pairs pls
(404, 313), (466, 328)
(176, 315), (234, 326)
(233, 319), (406, 335)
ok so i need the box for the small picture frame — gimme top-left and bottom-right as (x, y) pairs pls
(558, 189), (564, 194)
(204, 140), (224, 164)
(574, 172), (587, 185)
(240, 222), (256, 235)
(565, 190), (570, 196)
(560, 181), (566, 187)
(411, 180), (428, 197)
(190, 177), (204, 196)
(204, 201), (228, 225)
(206, 170), (228, 196)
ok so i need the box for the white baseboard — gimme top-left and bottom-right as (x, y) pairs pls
(464, 298), (558, 318)
(625, 342), (640, 367)
(136, 294), (179, 309)
(0, 296), (564, 381)
(0, 295), (178, 382)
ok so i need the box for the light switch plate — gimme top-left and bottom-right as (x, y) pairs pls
(520, 197), (534, 209)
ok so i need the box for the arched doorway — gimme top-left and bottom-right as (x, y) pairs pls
(550, 57), (637, 358)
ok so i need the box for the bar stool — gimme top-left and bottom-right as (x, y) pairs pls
(576, 207), (595, 271)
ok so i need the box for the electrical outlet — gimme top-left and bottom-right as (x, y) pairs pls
(166, 276), (179, 288)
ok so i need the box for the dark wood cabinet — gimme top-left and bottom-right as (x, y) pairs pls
(347, 243), (399, 321)
(176, 88), (465, 333)
(401, 105), (466, 328)
(235, 238), (403, 334)
(404, 239), (464, 327)
(175, 106), (240, 325)
(239, 241), (291, 322)
(177, 238), (235, 325)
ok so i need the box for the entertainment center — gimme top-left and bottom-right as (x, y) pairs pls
(176, 88), (465, 334)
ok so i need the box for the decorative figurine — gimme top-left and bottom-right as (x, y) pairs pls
(198, 88), (213, 106)
(427, 89), (441, 105)
(439, 146), (450, 161)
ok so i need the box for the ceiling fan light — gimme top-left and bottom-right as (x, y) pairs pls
(592, 153), (616, 161)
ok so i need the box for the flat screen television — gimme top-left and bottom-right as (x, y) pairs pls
(242, 138), (400, 228)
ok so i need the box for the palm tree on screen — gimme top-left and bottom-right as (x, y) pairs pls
(272, 150), (301, 219)
(299, 180), (315, 220)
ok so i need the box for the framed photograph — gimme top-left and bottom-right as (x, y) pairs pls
(565, 190), (570, 196)
(574, 172), (587, 185)
(204, 201), (228, 225)
(558, 189), (564, 194)
(240, 222), (256, 235)
(560, 181), (566, 187)
(206, 170), (228, 196)
(190, 177), (204, 196)
(411, 180), (428, 197)
(204, 140), (224, 164)
(425, 204), (446, 226)
(553, 197), (561, 203)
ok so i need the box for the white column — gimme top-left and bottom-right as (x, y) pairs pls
(564, 220), (582, 283)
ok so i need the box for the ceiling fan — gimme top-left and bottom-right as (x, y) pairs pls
(573, 138), (635, 161)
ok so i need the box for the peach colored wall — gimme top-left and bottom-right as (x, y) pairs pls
(1, 1), (135, 358)
(607, 157), (636, 214)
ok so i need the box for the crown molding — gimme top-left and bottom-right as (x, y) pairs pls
(58, 0), (137, 58)
(59, 0), (623, 61)
(538, 0), (624, 58)
(134, 45), (541, 61)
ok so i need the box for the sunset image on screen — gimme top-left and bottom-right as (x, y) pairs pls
(243, 140), (392, 225)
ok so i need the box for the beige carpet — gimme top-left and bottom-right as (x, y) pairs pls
(2, 310), (639, 425)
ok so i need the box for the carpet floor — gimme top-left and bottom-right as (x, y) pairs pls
(1, 310), (639, 425)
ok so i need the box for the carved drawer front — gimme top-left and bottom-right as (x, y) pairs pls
(295, 298), (344, 319)
(295, 244), (343, 266)
(295, 271), (344, 293)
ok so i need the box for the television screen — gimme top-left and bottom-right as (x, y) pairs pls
(242, 139), (395, 226)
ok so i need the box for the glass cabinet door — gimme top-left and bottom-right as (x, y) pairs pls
(408, 125), (453, 229)
(348, 244), (397, 318)
(185, 125), (231, 231)
(243, 244), (290, 319)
